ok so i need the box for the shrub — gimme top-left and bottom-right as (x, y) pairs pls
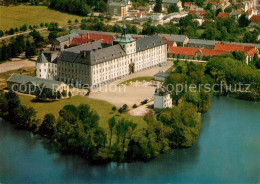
(112, 106), (117, 112)
(141, 99), (148, 105)
(118, 104), (128, 113)
(133, 104), (137, 108)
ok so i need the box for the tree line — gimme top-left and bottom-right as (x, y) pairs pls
(48, 0), (109, 16)
(0, 30), (42, 62)
(2, 53), (258, 163)
(205, 54), (260, 101)
(80, 19), (139, 34)
(0, 90), (202, 163)
(0, 22), (64, 62)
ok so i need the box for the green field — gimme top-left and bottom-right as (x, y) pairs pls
(19, 95), (147, 133)
(0, 5), (85, 30)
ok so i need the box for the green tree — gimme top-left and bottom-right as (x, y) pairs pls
(205, 3), (213, 10)
(0, 30), (4, 37)
(224, 7), (232, 13)
(96, 0), (107, 12)
(57, 91), (61, 99)
(25, 40), (36, 58)
(48, 31), (57, 43)
(195, 0), (204, 7)
(29, 29), (44, 47)
(38, 113), (56, 137)
(168, 4), (179, 13)
(0, 91), (8, 117)
(232, 51), (246, 63)
(238, 14), (250, 27)
(108, 117), (116, 151)
(112, 106), (116, 112)
(154, 0), (162, 13)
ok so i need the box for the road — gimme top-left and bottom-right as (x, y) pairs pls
(0, 28), (48, 40)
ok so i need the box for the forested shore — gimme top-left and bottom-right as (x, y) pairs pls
(0, 53), (259, 163)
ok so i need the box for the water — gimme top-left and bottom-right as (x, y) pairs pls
(0, 96), (259, 184)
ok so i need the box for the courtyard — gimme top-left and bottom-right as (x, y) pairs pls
(88, 61), (173, 116)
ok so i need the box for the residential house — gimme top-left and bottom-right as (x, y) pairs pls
(217, 12), (230, 18)
(189, 10), (206, 18)
(250, 15), (260, 26)
(150, 0), (183, 11)
(184, 2), (192, 11)
(159, 34), (189, 46)
(246, 8), (258, 19)
(138, 6), (152, 13)
(108, 0), (132, 17)
(240, 1), (254, 12)
(149, 13), (164, 25)
(203, 0), (225, 10)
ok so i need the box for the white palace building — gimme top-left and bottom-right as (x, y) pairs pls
(36, 25), (168, 89)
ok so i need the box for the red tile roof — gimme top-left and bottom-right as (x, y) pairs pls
(166, 40), (176, 48)
(132, 12), (142, 18)
(132, 36), (143, 40)
(189, 10), (206, 15)
(201, 49), (227, 56)
(184, 2), (191, 7)
(250, 15), (260, 23)
(169, 46), (230, 57)
(214, 43), (243, 51)
(214, 43), (258, 56)
(217, 12), (230, 18)
(246, 9), (252, 15)
(168, 46), (199, 56)
(204, 0), (224, 5)
(71, 37), (91, 45)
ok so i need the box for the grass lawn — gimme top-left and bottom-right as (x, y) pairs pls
(19, 95), (147, 133)
(197, 29), (204, 37)
(0, 5), (85, 30)
(119, 76), (154, 85)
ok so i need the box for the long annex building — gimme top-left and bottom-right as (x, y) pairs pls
(56, 26), (168, 88)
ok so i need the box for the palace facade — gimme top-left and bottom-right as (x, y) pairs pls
(57, 25), (168, 88)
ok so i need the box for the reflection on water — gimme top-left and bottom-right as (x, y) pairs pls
(0, 96), (260, 184)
